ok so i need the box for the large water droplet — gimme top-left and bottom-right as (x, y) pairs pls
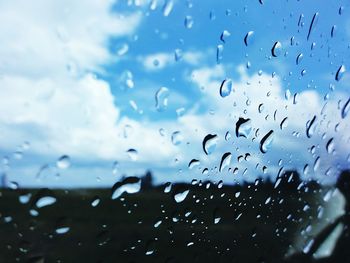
(171, 131), (183, 145)
(335, 65), (346, 81)
(296, 53), (304, 65)
(188, 159), (200, 169)
(280, 117), (288, 130)
(306, 115), (317, 138)
(155, 87), (170, 112)
(219, 152), (232, 172)
(271, 41), (282, 57)
(56, 155), (70, 169)
(313, 156), (320, 172)
(174, 189), (189, 203)
(220, 30), (231, 43)
(326, 138), (334, 154)
(235, 118), (252, 138)
(244, 31), (254, 46)
(331, 25), (337, 38)
(162, 0), (173, 17)
(202, 134), (218, 155)
(260, 130), (274, 153)
(111, 177), (141, 200)
(35, 196), (57, 208)
(341, 98), (350, 118)
(307, 12), (319, 41)
(219, 79), (233, 97)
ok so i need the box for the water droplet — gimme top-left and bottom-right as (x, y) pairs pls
(326, 138), (334, 154)
(313, 156), (320, 172)
(56, 227), (70, 235)
(149, 0), (157, 10)
(184, 16), (194, 29)
(285, 89), (291, 100)
(335, 65), (346, 81)
(19, 193), (31, 204)
(331, 25), (337, 38)
(280, 117), (288, 130)
(126, 149), (138, 161)
(219, 78), (233, 97)
(220, 30), (231, 43)
(235, 118), (252, 138)
(145, 241), (156, 255)
(188, 159), (200, 169)
(296, 53), (303, 65)
(219, 152), (232, 172)
(155, 87), (170, 112)
(56, 155), (70, 169)
(174, 189), (189, 203)
(213, 208), (221, 224)
(111, 177), (141, 200)
(339, 6), (344, 15)
(91, 196), (100, 207)
(116, 43), (129, 56)
(13, 151), (23, 159)
(35, 196), (57, 208)
(225, 131), (231, 141)
(244, 31), (254, 46)
(171, 131), (183, 145)
(260, 130), (274, 153)
(162, 0), (173, 16)
(341, 98), (350, 118)
(303, 239), (314, 254)
(112, 161), (119, 175)
(174, 48), (183, 61)
(154, 219), (162, 228)
(306, 115), (317, 138)
(164, 182), (172, 193)
(271, 41), (282, 57)
(217, 44), (224, 64)
(290, 36), (295, 46)
(129, 100), (138, 111)
(176, 107), (185, 117)
(307, 12), (319, 41)
(202, 134), (218, 155)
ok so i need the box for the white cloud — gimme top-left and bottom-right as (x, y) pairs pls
(0, 1), (349, 187)
(0, 0), (142, 78)
(0, 1), (180, 183)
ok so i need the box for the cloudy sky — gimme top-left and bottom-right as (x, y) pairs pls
(0, 0), (349, 188)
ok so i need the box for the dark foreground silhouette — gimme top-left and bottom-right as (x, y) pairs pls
(0, 170), (349, 263)
(286, 170), (350, 263)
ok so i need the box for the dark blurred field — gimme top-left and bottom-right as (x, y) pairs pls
(0, 173), (337, 263)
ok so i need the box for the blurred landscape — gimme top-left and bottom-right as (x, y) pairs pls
(0, 171), (345, 263)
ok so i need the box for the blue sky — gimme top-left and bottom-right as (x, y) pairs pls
(0, 0), (349, 188)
